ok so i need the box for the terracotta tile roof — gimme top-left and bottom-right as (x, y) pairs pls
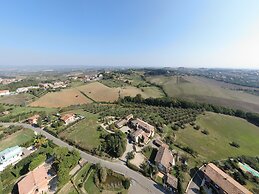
(155, 145), (173, 169)
(60, 113), (75, 122)
(203, 163), (252, 194)
(136, 118), (155, 132)
(18, 165), (48, 194)
(28, 114), (40, 121)
(166, 173), (178, 189)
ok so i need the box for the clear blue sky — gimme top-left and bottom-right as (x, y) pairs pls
(0, 0), (259, 68)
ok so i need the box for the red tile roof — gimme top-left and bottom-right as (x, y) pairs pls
(203, 163), (252, 194)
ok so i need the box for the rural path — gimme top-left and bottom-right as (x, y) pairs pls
(0, 122), (167, 194)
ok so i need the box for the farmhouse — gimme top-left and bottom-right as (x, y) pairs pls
(201, 163), (252, 194)
(115, 114), (133, 128)
(27, 114), (40, 125)
(155, 144), (174, 174)
(18, 165), (49, 194)
(0, 146), (23, 172)
(164, 173), (178, 192)
(60, 113), (76, 125)
(130, 118), (155, 144)
(0, 90), (10, 96)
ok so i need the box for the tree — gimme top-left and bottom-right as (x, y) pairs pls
(99, 167), (107, 183)
(123, 179), (131, 189)
(126, 151), (135, 160)
(102, 131), (126, 157)
(54, 147), (69, 162)
(57, 166), (70, 186)
(29, 154), (46, 171)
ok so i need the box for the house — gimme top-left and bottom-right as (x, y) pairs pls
(201, 163), (252, 194)
(164, 173), (178, 192)
(60, 113), (76, 125)
(28, 114), (40, 125)
(18, 165), (49, 194)
(115, 114), (133, 128)
(0, 90), (10, 96)
(155, 144), (174, 174)
(130, 118), (155, 144)
(0, 146), (23, 172)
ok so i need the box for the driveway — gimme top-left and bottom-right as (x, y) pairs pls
(186, 166), (205, 194)
(1, 122), (165, 194)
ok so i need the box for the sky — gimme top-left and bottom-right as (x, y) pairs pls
(0, 0), (259, 69)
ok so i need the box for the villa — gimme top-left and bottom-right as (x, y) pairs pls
(60, 113), (76, 125)
(18, 164), (49, 194)
(130, 118), (155, 144)
(0, 146), (23, 172)
(28, 114), (40, 125)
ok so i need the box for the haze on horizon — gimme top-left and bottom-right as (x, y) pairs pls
(0, 0), (259, 69)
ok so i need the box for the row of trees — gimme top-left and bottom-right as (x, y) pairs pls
(121, 95), (259, 127)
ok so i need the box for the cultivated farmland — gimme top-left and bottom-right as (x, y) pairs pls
(30, 81), (163, 108)
(174, 112), (259, 161)
(30, 88), (92, 108)
(78, 82), (163, 102)
(147, 75), (259, 113)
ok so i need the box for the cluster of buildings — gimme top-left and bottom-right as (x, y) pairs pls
(115, 114), (153, 142)
(39, 81), (67, 89)
(115, 114), (178, 192)
(0, 78), (20, 85)
(115, 114), (155, 144)
(68, 73), (103, 82)
(0, 145), (52, 194)
(27, 112), (79, 126)
(16, 86), (40, 93)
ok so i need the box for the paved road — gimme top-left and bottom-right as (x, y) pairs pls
(186, 166), (205, 194)
(1, 122), (166, 194)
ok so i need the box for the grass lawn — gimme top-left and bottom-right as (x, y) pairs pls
(174, 112), (259, 161)
(142, 146), (158, 162)
(74, 163), (92, 185)
(84, 170), (101, 194)
(59, 112), (106, 151)
(0, 128), (35, 150)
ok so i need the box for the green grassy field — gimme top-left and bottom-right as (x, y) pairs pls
(0, 128), (35, 150)
(59, 112), (106, 151)
(147, 75), (259, 113)
(174, 112), (259, 161)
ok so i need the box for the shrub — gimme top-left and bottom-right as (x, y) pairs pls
(126, 151), (135, 160)
(201, 130), (209, 135)
(230, 141), (240, 148)
(123, 179), (131, 189)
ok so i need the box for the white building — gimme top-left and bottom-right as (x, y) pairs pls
(0, 90), (10, 96)
(0, 146), (23, 172)
(16, 86), (39, 93)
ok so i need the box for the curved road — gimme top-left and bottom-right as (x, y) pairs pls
(1, 122), (166, 194)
